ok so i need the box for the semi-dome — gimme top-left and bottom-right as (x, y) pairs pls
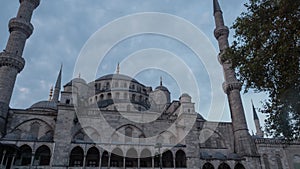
(29, 100), (57, 110)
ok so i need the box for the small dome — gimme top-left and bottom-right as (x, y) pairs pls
(155, 85), (169, 92)
(180, 93), (192, 103)
(64, 78), (87, 87)
(29, 101), (57, 110)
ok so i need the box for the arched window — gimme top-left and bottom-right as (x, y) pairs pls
(140, 149), (152, 168)
(125, 148), (138, 167)
(114, 81), (119, 88)
(175, 150), (186, 168)
(69, 146), (84, 167)
(30, 122), (40, 140)
(110, 148), (123, 167)
(125, 127), (133, 143)
(112, 133), (119, 143)
(101, 151), (109, 167)
(100, 94), (104, 100)
(106, 82), (110, 89)
(162, 150), (173, 168)
(218, 163), (230, 169)
(276, 154), (283, 169)
(15, 145), (32, 166)
(263, 154), (270, 169)
(234, 163), (245, 169)
(115, 92), (120, 99)
(203, 162), (214, 169)
(34, 145), (51, 166)
(294, 155), (300, 169)
(157, 135), (164, 144)
(107, 93), (112, 99)
(131, 94), (136, 101)
(86, 147), (99, 167)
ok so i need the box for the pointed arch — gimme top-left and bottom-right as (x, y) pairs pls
(15, 145), (32, 166)
(34, 145), (51, 166)
(263, 154), (270, 169)
(125, 148), (138, 167)
(86, 147), (99, 167)
(203, 162), (214, 169)
(162, 150), (173, 168)
(234, 163), (245, 169)
(218, 163), (231, 169)
(175, 150), (186, 168)
(140, 149), (152, 168)
(111, 148), (123, 167)
(69, 146), (84, 167)
(101, 151), (109, 167)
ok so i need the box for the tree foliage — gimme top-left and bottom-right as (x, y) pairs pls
(227, 0), (300, 139)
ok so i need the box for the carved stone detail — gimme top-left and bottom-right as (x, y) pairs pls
(9, 18), (33, 38)
(0, 52), (25, 72)
(222, 81), (242, 93)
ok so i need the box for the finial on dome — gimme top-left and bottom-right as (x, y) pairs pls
(78, 73), (81, 78)
(160, 76), (163, 86)
(116, 62), (120, 74)
(49, 86), (53, 101)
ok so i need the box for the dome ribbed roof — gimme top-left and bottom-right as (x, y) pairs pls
(64, 78), (87, 87)
(155, 85), (169, 92)
(95, 74), (140, 84)
(29, 101), (57, 110)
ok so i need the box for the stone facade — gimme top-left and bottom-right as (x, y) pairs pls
(0, 0), (300, 169)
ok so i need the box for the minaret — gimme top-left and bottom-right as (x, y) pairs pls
(252, 100), (263, 137)
(213, 0), (255, 155)
(52, 65), (62, 103)
(0, 0), (40, 136)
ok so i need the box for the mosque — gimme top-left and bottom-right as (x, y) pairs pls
(0, 0), (299, 169)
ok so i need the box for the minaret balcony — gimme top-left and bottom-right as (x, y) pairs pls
(9, 17), (33, 38)
(0, 52), (25, 72)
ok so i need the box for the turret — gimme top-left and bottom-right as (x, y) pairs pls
(213, 0), (256, 155)
(0, 0), (40, 136)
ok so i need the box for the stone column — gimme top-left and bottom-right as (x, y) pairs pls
(212, 0), (255, 156)
(0, 0), (40, 136)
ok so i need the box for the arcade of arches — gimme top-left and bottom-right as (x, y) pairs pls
(69, 146), (187, 168)
(1, 144), (246, 169)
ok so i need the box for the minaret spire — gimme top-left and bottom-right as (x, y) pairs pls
(116, 62), (120, 74)
(252, 100), (263, 137)
(213, 0), (222, 14)
(160, 76), (163, 86)
(0, 0), (40, 136)
(52, 65), (62, 103)
(213, 0), (255, 155)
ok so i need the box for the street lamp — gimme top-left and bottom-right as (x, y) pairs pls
(154, 143), (162, 169)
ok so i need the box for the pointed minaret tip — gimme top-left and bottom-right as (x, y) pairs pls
(53, 65), (63, 103)
(116, 62), (120, 74)
(213, 0), (222, 14)
(160, 76), (163, 86)
(252, 100), (259, 120)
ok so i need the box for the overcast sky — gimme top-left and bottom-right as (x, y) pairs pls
(0, 0), (268, 134)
